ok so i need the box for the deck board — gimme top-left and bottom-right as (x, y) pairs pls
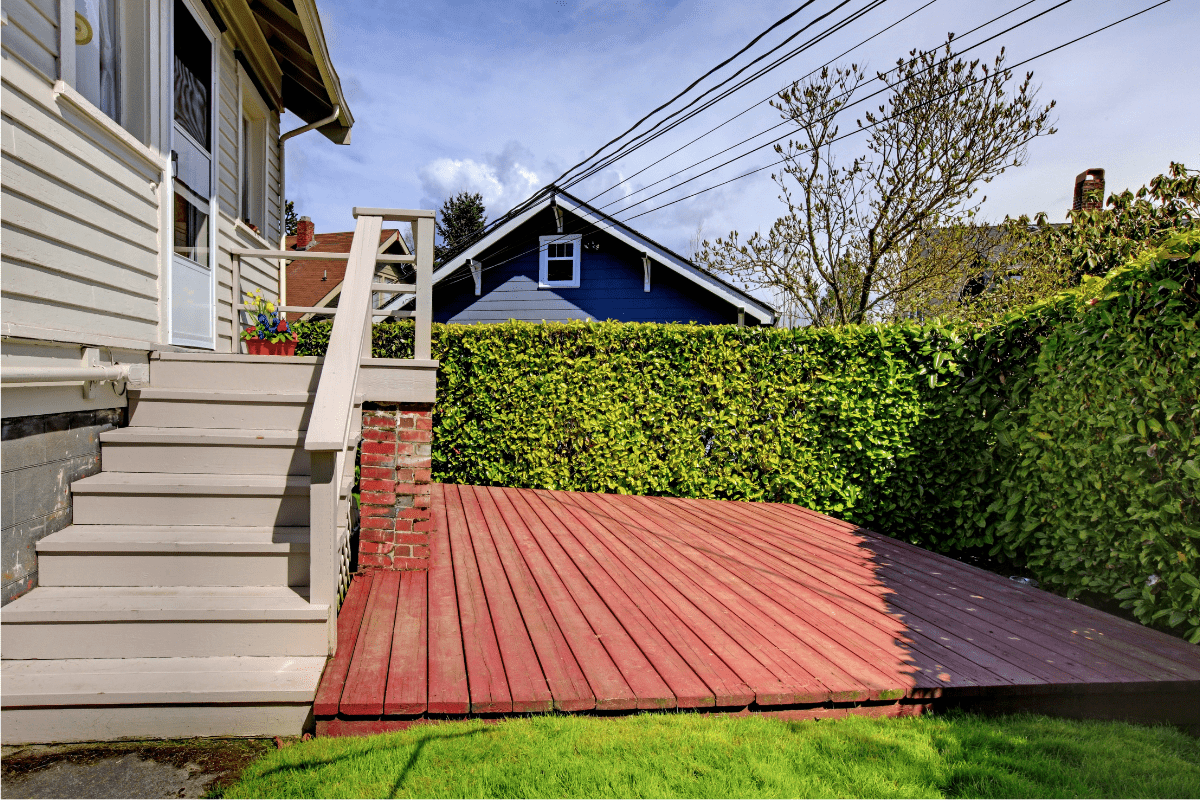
(425, 485), (468, 714)
(315, 485), (1200, 732)
(384, 571), (428, 715)
(484, 486), (638, 710)
(442, 484), (512, 713)
(470, 486), (594, 711)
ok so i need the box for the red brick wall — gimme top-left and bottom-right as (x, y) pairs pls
(358, 402), (434, 571)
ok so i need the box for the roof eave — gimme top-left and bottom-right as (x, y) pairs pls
(280, 0), (354, 143)
(424, 190), (776, 325)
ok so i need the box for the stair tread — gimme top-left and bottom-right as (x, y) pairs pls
(102, 427), (304, 445)
(1, 586), (327, 622)
(37, 525), (311, 552)
(1, 656), (326, 706)
(134, 389), (315, 402)
(72, 472), (311, 494)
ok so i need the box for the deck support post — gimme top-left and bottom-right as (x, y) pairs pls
(309, 449), (339, 652)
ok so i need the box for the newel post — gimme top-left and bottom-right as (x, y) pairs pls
(309, 449), (339, 652)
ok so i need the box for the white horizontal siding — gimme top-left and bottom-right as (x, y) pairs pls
(217, 38), (239, 219)
(214, 219), (281, 352)
(265, 114), (281, 244)
(0, 65), (164, 346)
(1, 0), (58, 80)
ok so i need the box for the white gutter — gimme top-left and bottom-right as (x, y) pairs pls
(278, 105), (343, 304)
(280, 105), (342, 144)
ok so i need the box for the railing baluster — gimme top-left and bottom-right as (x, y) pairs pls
(413, 216), (434, 361)
(231, 252), (242, 353)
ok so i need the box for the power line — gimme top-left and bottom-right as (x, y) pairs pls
(600, 0), (1077, 221)
(578, 0), (942, 208)
(553, 0), (824, 189)
(432, 0), (1172, 299)
(618, 0), (1174, 224)
(560, 0), (887, 189)
(432, 0), (931, 282)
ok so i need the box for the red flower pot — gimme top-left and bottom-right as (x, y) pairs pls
(245, 338), (297, 357)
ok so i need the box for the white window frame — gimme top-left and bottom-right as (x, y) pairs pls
(538, 234), (581, 289)
(167, 0), (219, 350)
(237, 66), (269, 234)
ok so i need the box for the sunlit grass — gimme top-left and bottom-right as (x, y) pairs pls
(220, 711), (1200, 799)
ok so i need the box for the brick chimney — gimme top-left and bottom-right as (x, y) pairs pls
(1072, 168), (1105, 211)
(296, 216), (316, 250)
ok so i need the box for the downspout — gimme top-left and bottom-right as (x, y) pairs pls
(277, 106), (342, 305)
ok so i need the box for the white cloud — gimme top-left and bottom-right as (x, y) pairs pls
(417, 141), (551, 218)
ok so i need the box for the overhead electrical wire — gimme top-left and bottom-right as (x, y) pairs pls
(599, 0), (1077, 220)
(618, 0), (1175, 223)
(434, 0), (907, 277)
(577, 0), (942, 207)
(561, 0), (1043, 195)
(553, 0), (825, 188)
(558, 0), (885, 189)
(431, 0), (1171, 296)
(436, 0), (1069, 288)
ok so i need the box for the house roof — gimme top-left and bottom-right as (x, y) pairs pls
(416, 186), (776, 324)
(285, 229), (404, 310)
(212, 0), (354, 143)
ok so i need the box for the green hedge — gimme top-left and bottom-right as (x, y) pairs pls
(293, 230), (1200, 641)
(986, 231), (1199, 637)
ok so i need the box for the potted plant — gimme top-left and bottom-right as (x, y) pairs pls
(240, 290), (297, 356)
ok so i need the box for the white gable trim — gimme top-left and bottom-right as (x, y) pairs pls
(410, 193), (775, 324)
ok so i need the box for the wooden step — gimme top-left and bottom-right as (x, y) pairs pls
(128, 389), (315, 430)
(0, 656), (326, 744)
(99, 428), (357, 475)
(70, 472), (313, 526)
(0, 586), (329, 658)
(36, 525), (311, 588)
(148, 351), (323, 392)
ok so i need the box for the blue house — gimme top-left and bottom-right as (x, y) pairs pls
(389, 187), (776, 326)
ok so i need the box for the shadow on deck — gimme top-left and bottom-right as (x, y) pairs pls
(313, 484), (1200, 736)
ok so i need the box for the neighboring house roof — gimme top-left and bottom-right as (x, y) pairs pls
(285, 229), (407, 310)
(393, 186), (776, 324)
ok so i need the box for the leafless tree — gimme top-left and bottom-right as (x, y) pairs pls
(698, 41), (1056, 326)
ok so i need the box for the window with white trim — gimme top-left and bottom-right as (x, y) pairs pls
(239, 73), (268, 234)
(539, 234), (581, 288)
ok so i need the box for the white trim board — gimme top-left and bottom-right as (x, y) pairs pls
(414, 190), (776, 324)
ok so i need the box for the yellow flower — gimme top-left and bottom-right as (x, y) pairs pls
(266, 302), (275, 312)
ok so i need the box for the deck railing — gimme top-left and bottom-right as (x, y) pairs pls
(230, 207), (434, 652)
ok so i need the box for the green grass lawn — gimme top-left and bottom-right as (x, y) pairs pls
(220, 712), (1200, 799)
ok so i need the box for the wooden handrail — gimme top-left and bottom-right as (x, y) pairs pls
(229, 248), (415, 264)
(305, 213), (382, 452)
(229, 208), (434, 653)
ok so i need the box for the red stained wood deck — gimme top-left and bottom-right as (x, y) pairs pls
(315, 484), (1200, 736)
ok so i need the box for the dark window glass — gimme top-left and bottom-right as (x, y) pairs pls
(546, 259), (574, 283)
(174, 192), (209, 263)
(174, 0), (210, 149)
(548, 242), (573, 259)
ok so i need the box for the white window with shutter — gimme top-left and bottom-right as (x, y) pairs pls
(538, 234), (581, 288)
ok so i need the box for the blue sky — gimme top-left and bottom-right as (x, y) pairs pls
(285, 0), (1199, 255)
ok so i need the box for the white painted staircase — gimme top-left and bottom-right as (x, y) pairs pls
(0, 353), (357, 743)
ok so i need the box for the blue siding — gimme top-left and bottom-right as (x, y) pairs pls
(433, 209), (742, 325)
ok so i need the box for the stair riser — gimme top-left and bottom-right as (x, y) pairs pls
(128, 398), (312, 430)
(1, 621), (328, 658)
(38, 552), (310, 588)
(1, 704), (313, 744)
(149, 359), (322, 392)
(102, 443), (311, 475)
(73, 494), (311, 527)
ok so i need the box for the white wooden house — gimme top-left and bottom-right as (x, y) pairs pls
(1, 0), (437, 743)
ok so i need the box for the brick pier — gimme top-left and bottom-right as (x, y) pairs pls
(357, 402), (434, 571)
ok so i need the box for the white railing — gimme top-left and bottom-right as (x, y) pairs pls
(230, 207), (435, 652)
